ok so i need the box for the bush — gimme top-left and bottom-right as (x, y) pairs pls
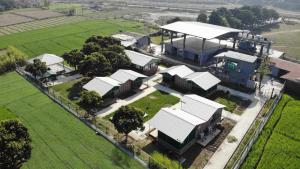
(0, 46), (27, 74)
(151, 151), (181, 169)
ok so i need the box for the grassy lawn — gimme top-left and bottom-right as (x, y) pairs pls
(0, 19), (147, 58)
(0, 107), (17, 121)
(263, 23), (300, 60)
(212, 91), (251, 115)
(0, 72), (143, 169)
(105, 90), (180, 122)
(241, 94), (300, 169)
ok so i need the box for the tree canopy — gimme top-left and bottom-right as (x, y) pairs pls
(79, 52), (112, 77)
(64, 35), (131, 77)
(25, 59), (47, 79)
(197, 13), (207, 23)
(111, 106), (144, 143)
(166, 17), (181, 24)
(62, 49), (84, 70)
(0, 120), (32, 169)
(208, 6), (280, 30)
(79, 90), (103, 113)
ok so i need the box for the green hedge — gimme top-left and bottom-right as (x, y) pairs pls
(0, 46), (27, 74)
(240, 94), (293, 169)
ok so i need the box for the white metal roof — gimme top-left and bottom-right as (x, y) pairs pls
(161, 21), (243, 40)
(149, 108), (206, 143)
(185, 72), (221, 91)
(125, 50), (158, 67)
(110, 69), (147, 83)
(160, 65), (194, 78)
(181, 94), (225, 121)
(28, 54), (64, 66)
(216, 51), (258, 63)
(83, 77), (120, 96)
(112, 34), (137, 47)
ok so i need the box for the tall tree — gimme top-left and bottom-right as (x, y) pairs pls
(82, 42), (101, 55)
(208, 11), (227, 26)
(103, 45), (131, 71)
(166, 17), (181, 24)
(197, 13), (207, 23)
(79, 52), (112, 77)
(80, 90), (103, 114)
(25, 59), (47, 79)
(257, 57), (270, 92)
(112, 106), (144, 143)
(62, 49), (84, 70)
(0, 120), (32, 169)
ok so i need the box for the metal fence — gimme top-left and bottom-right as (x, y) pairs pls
(15, 67), (170, 169)
(230, 87), (284, 169)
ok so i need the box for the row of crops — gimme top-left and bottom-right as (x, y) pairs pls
(0, 16), (87, 36)
(241, 94), (300, 169)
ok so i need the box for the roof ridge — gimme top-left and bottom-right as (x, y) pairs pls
(184, 95), (224, 109)
(163, 108), (202, 126)
(96, 77), (120, 85)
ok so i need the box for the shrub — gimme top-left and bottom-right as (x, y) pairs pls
(151, 151), (181, 169)
(0, 46), (27, 74)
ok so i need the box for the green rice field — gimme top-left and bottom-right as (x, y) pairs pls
(0, 107), (17, 121)
(0, 19), (147, 58)
(241, 94), (300, 169)
(0, 72), (143, 169)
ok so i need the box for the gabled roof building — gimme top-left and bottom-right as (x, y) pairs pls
(125, 50), (159, 75)
(83, 69), (147, 102)
(160, 65), (220, 95)
(150, 94), (225, 154)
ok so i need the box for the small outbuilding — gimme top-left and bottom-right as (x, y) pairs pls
(110, 69), (147, 95)
(112, 32), (150, 49)
(83, 77), (120, 104)
(28, 53), (73, 80)
(160, 65), (220, 95)
(84, 69), (147, 101)
(125, 50), (159, 75)
(150, 94), (225, 154)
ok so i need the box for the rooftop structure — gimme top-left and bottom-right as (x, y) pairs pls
(270, 58), (300, 81)
(160, 65), (194, 78)
(125, 50), (159, 67)
(150, 94), (224, 154)
(112, 32), (150, 49)
(216, 51), (258, 63)
(161, 22), (244, 40)
(83, 77), (120, 97)
(185, 72), (221, 91)
(110, 69), (147, 83)
(28, 54), (64, 66)
(181, 94), (225, 121)
(161, 65), (220, 92)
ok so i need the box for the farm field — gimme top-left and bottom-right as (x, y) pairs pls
(0, 19), (148, 58)
(0, 107), (17, 121)
(105, 90), (180, 121)
(263, 23), (300, 60)
(241, 94), (300, 169)
(0, 72), (143, 169)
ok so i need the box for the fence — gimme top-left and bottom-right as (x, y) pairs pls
(15, 67), (169, 169)
(229, 87), (284, 169)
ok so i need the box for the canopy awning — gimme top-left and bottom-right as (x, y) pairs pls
(161, 21), (245, 40)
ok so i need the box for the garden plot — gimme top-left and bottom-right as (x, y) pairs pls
(12, 10), (64, 20)
(0, 13), (33, 26)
